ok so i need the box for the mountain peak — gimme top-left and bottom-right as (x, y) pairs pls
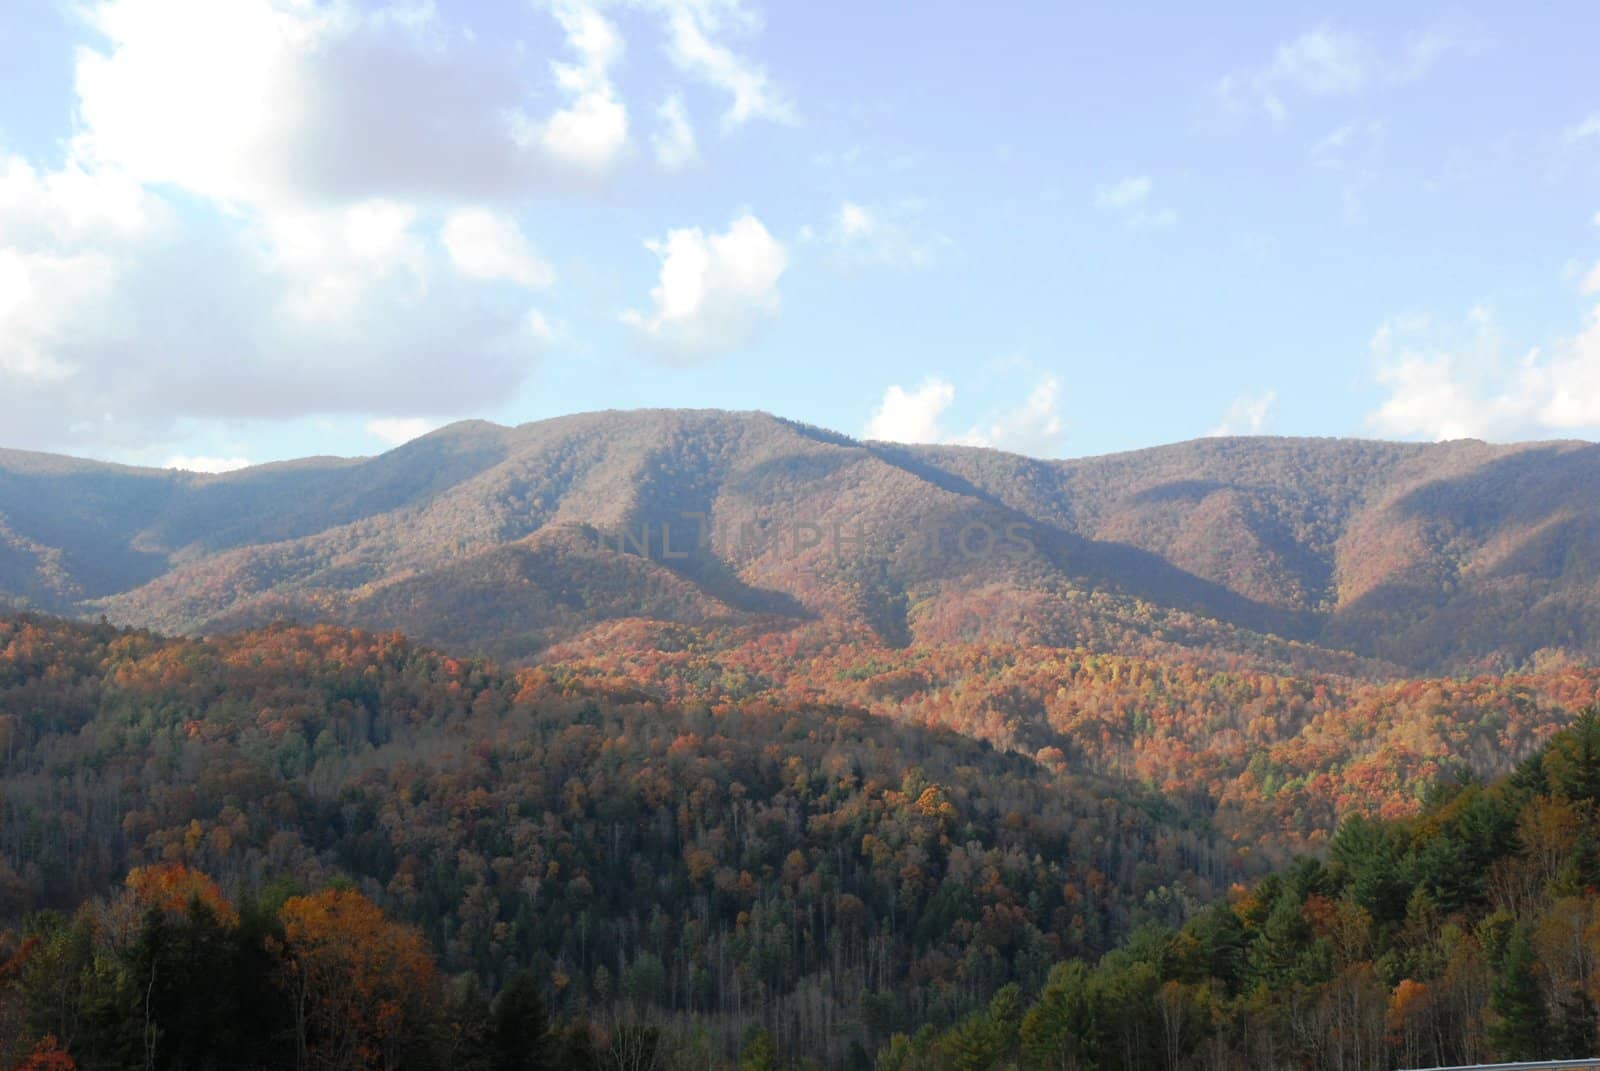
(3, 416), (1598, 674)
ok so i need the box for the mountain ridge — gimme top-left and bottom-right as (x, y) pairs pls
(3, 410), (1598, 675)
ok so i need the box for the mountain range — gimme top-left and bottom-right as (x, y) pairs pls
(3, 409), (1599, 675)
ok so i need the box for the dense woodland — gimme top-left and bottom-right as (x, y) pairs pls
(881, 711), (1600, 1070)
(547, 620), (1600, 856)
(0, 615), (1238, 1066)
(3, 612), (1600, 1067)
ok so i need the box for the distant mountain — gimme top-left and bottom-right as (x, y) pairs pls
(3, 410), (1598, 674)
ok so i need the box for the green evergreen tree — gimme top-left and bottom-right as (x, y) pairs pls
(1490, 929), (1549, 1060)
(1554, 988), (1598, 1061)
(1544, 707), (1600, 803)
(739, 1027), (779, 1071)
(492, 970), (549, 1071)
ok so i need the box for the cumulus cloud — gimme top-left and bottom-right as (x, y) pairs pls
(71, 0), (576, 204)
(441, 209), (556, 288)
(1367, 302), (1600, 441)
(1208, 391), (1278, 436)
(652, 94), (699, 169)
(1218, 19), (1484, 120)
(802, 200), (949, 269)
(864, 373), (1067, 456)
(0, 0), (589, 453)
(865, 379), (957, 444)
(1093, 176), (1177, 230)
(0, 157), (552, 448)
(366, 417), (445, 446)
(534, 2), (630, 174)
(0, 245), (117, 383)
(164, 455), (253, 473)
(961, 374), (1067, 456)
(622, 213), (787, 359)
(1, 0), (797, 454)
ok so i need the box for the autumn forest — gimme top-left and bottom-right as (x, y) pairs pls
(3, 417), (1600, 1069)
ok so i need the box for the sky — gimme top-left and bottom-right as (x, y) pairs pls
(1, 1), (1598, 471)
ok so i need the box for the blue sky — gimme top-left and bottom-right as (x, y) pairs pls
(1, 1), (1598, 470)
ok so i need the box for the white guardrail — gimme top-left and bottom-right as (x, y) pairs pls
(1398, 1062), (1600, 1071)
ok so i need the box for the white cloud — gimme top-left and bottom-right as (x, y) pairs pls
(1093, 175), (1177, 230)
(804, 200), (949, 269)
(526, 309), (557, 342)
(652, 94), (698, 169)
(1398, 20), (1486, 80)
(838, 202), (873, 239)
(865, 372), (1067, 455)
(72, 0), (318, 205)
(1310, 121), (1384, 165)
(1367, 302), (1600, 440)
(165, 455), (252, 473)
(72, 0), (566, 205)
(0, 251), (111, 382)
(865, 378), (956, 444)
(0, 0), (578, 453)
(649, 0), (794, 125)
(442, 209), (555, 288)
(1208, 390), (1278, 436)
(1218, 19), (1482, 120)
(1094, 176), (1152, 210)
(0, 155), (156, 243)
(1, 0), (798, 454)
(1217, 25), (1372, 120)
(1563, 114), (1600, 146)
(1583, 262), (1600, 296)
(539, 92), (630, 173)
(261, 199), (427, 322)
(366, 417), (444, 446)
(35, 0), (787, 205)
(964, 374), (1067, 455)
(622, 213), (787, 359)
(0, 155), (160, 383)
(535, 3), (630, 174)
(0, 154), (551, 448)
(1272, 26), (1374, 96)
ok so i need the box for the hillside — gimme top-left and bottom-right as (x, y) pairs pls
(1, 615), (1598, 1068)
(2, 411), (1599, 676)
(886, 710), (1600, 1070)
(0, 614), (1244, 1065)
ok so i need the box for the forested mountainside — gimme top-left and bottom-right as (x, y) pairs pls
(2, 410), (1599, 675)
(887, 711), (1600, 1071)
(2, 615), (1598, 1069)
(5, 410), (1600, 1067)
(0, 615), (1236, 1067)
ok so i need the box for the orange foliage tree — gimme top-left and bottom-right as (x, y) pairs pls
(10, 1036), (75, 1071)
(274, 888), (440, 1071)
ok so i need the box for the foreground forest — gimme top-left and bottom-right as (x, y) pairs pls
(3, 613), (1600, 1067)
(882, 710), (1600, 1070)
(0, 615), (1237, 1066)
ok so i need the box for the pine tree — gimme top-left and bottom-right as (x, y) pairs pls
(1490, 929), (1549, 1061)
(492, 970), (549, 1071)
